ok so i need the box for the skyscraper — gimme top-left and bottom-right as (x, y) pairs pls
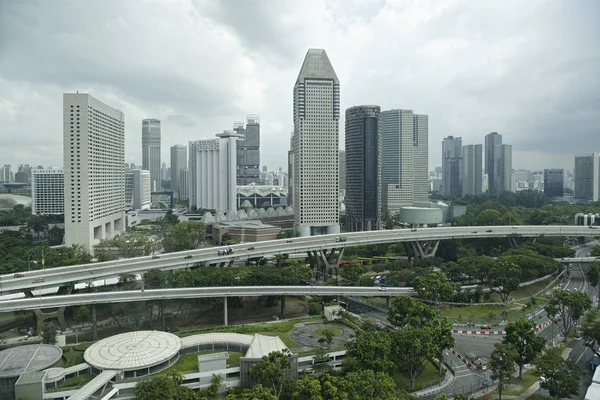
(292, 49), (340, 236)
(170, 145), (187, 199)
(142, 119), (161, 191)
(345, 105), (381, 231)
(63, 93), (125, 252)
(574, 153), (599, 202)
(485, 132), (502, 196)
(499, 144), (513, 193)
(462, 144), (483, 196)
(338, 150), (346, 191)
(189, 131), (242, 213)
(1, 164), (11, 182)
(32, 168), (64, 215)
(441, 136), (462, 197)
(544, 169), (564, 198)
(381, 109), (429, 212)
(236, 116), (261, 185)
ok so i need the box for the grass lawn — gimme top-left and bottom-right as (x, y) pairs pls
(159, 351), (244, 375)
(61, 343), (93, 368)
(54, 374), (94, 389)
(393, 361), (441, 392)
(315, 327), (342, 337)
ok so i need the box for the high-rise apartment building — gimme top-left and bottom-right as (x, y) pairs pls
(485, 132), (502, 196)
(339, 150), (346, 191)
(574, 153), (599, 202)
(63, 93), (125, 252)
(288, 133), (294, 208)
(125, 169), (151, 210)
(499, 144), (513, 193)
(441, 136), (462, 197)
(345, 106), (381, 231)
(179, 168), (189, 201)
(170, 145), (187, 199)
(189, 131), (242, 213)
(381, 109), (429, 212)
(1, 165), (11, 182)
(142, 119), (161, 191)
(544, 169), (564, 198)
(292, 49), (340, 236)
(462, 144), (483, 196)
(235, 116), (261, 185)
(32, 168), (64, 215)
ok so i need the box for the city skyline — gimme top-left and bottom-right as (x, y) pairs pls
(2, 1), (599, 172)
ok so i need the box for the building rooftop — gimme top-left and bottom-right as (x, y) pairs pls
(296, 49), (339, 83)
(0, 344), (62, 378)
(84, 331), (181, 371)
(216, 220), (278, 229)
(14, 370), (47, 385)
(245, 334), (288, 359)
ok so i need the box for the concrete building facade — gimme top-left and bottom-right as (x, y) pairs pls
(499, 144), (513, 194)
(574, 153), (599, 202)
(485, 132), (502, 196)
(413, 114), (429, 202)
(179, 168), (189, 201)
(292, 49), (340, 236)
(170, 145), (187, 199)
(125, 169), (151, 210)
(63, 93), (125, 253)
(31, 168), (64, 215)
(235, 116), (261, 185)
(189, 131), (242, 213)
(344, 105), (381, 231)
(142, 119), (161, 191)
(462, 144), (483, 196)
(339, 150), (346, 190)
(441, 136), (462, 197)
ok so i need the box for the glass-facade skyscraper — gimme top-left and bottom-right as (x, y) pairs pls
(142, 119), (161, 191)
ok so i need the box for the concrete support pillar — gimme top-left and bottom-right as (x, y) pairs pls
(386, 297), (391, 308)
(92, 305), (98, 341)
(224, 297), (228, 326)
(281, 295), (286, 319)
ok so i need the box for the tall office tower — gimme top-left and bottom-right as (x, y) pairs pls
(413, 114), (429, 202)
(544, 169), (564, 197)
(485, 132), (502, 196)
(292, 49), (340, 236)
(381, 109), (414, 212)
(345, 105), (381, 231)
(161, 161), (169, 181)
(574, 153), (599, 201)
(462, 144), (483, 196)
(189, 131), (242, 213)
(170, 145), (187, 199)
(179, 168), (189, 201)
(1, 164), (11, 182)
(499, 144), (513, 193)
(235, 116), (261, 185)
(441, 136), (462, 197)
(63, 93), (125, 253)
(142, 118), (161, 191)
(125, 169), (151, 210)
(339, 150), (346, 191)
(32, 168), (64, 215)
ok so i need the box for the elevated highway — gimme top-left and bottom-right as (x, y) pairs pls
(0, 225), (597, 294)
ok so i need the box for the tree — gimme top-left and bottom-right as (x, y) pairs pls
(317, 329), (335, 348)
(208, 373), (224, 398)
(503, 318), (546, 379)
(586, 262), (600, 308)
(76, 305), (91, 328)
(344, 330), (394, 373)
(487, 261), (521, 313)
(249, 350), (293, 399)
(342, 370), (398, 400)
(291, 376), (323, 400)
(580, 309), (600, 359)
(475, 209), (504, 226)
(544, 289), (592, 340)
(239, 384), (277, 400)
(390, 325), (436, 389)
(591, 246), (600, 257)
(311, 347), (333, 374)
(163, 221), (205, 252)
(41, 324), (57, 345)
(412, 271), (453, 303)
(535, 347), (582, 399)
(387, 296), (437, 328)
(133, 374), (196, 400)
(490, 342), (517, 400)
(340, 262), (366, 285)
(144, 269), (169, 289)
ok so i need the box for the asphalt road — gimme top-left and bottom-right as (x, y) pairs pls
(453, 334), (504, 360)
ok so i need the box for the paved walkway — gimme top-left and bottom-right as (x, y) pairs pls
(290, 323), (354, 348)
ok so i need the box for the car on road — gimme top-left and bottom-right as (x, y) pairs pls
(378, 286), (387, 291)
(152, 254), (160, 259)
(480, 325), (492, 329)
(589, 226), (598, 229)
(512, 226), (518, 229)
(14, 273), (25, 278)
(247, 246), (256, 251)
(471, 231), (478, 234)
(184, 255), (192, 259)
(486, 230), (493, 233)
(411, 228), (417, 232)
(286, 240), (294, 243)
(335, 236), (347, 242)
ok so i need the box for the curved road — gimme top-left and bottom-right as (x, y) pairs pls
(1, 225), (598, 294)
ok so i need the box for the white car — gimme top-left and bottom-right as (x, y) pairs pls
(378, 286), (387, 291)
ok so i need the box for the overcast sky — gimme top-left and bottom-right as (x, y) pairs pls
(1, 0), (599, 173)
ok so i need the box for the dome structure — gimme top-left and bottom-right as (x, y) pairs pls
(200, 212), (215, 224)
(247, 209), (259, 219)
(237, 209), (249, 220)
(215, 212), (227, 222)
(257, 208), (267, 217)
(275, 207), (286, 216)
(266, 207), (276, 217)
(0, 194), (32, 211)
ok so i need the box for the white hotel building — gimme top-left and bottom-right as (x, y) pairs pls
(291, 49), (340, 237)
(125, 169), (151, 210)
(63, 93), (125, 252)
(189, 131), (242, 213)
(31, 168), (64, 215)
